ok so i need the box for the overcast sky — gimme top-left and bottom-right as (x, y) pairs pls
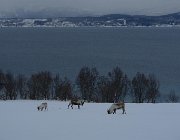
(0, 0), (180, 16)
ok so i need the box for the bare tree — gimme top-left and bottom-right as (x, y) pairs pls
(132, 72), (148, 103)
(0, 70), (5, 91)
(108, 67), (130, 102)
(97, 76), (112, 102)
(55, 77), (72, 101)
(167, 90), (179, 103)
(27, 71), (52, 100)
(0, 70), (6, 100)
(16, 74), (28, 99)
(146, 74), (160, 103)
(53, 74), (61, 99)
(96, 67), (130, 103)
(4, 72), (17, 100)
(76, 67), (99, 101)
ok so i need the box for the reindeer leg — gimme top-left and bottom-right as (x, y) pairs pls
(78, 105), (80, 109)
(71, 104), (73, 109)
(122, 107), (126, 114)
(68, 103), (70, 109)
(113, 109), (116, 114)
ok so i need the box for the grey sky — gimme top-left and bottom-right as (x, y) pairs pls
(0, 0), (180, 16)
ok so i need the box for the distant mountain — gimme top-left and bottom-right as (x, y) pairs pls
(0, 12), (180, 27)
(98, 12), (180, 26)
(161, 12), (180, 19)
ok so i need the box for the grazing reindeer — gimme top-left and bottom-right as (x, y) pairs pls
(107, 101), (126, 114)
(68, 99), (85, 109)
(37, 102), (48, 111)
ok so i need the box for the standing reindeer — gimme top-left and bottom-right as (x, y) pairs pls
(37, 102), (48, 111)
(107, 101), (126, 114)
(68, 99), (85, 109)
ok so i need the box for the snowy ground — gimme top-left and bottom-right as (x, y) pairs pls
(0, 101), (180, 140)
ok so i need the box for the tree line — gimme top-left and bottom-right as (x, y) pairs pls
(0, 67), (179, 103)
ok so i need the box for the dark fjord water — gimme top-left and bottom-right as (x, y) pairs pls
(0, 27), (180, 94)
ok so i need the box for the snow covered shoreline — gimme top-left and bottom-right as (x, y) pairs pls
(0, 100), (179, 140)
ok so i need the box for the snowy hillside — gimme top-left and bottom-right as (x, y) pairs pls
(0, 101), (179, 140)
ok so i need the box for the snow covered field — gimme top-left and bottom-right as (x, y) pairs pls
(0, 101), (180, 140)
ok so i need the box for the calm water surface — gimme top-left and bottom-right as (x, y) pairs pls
(0, 27), (180, 94)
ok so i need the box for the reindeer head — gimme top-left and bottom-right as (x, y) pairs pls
(107, 109), (111, 114)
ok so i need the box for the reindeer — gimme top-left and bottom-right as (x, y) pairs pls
(107, 101), (126, 114)
(37, 102), (48, 111)
(68, 99), (85, 109)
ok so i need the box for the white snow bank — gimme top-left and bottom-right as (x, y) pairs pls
(0, 101), (179, 140)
